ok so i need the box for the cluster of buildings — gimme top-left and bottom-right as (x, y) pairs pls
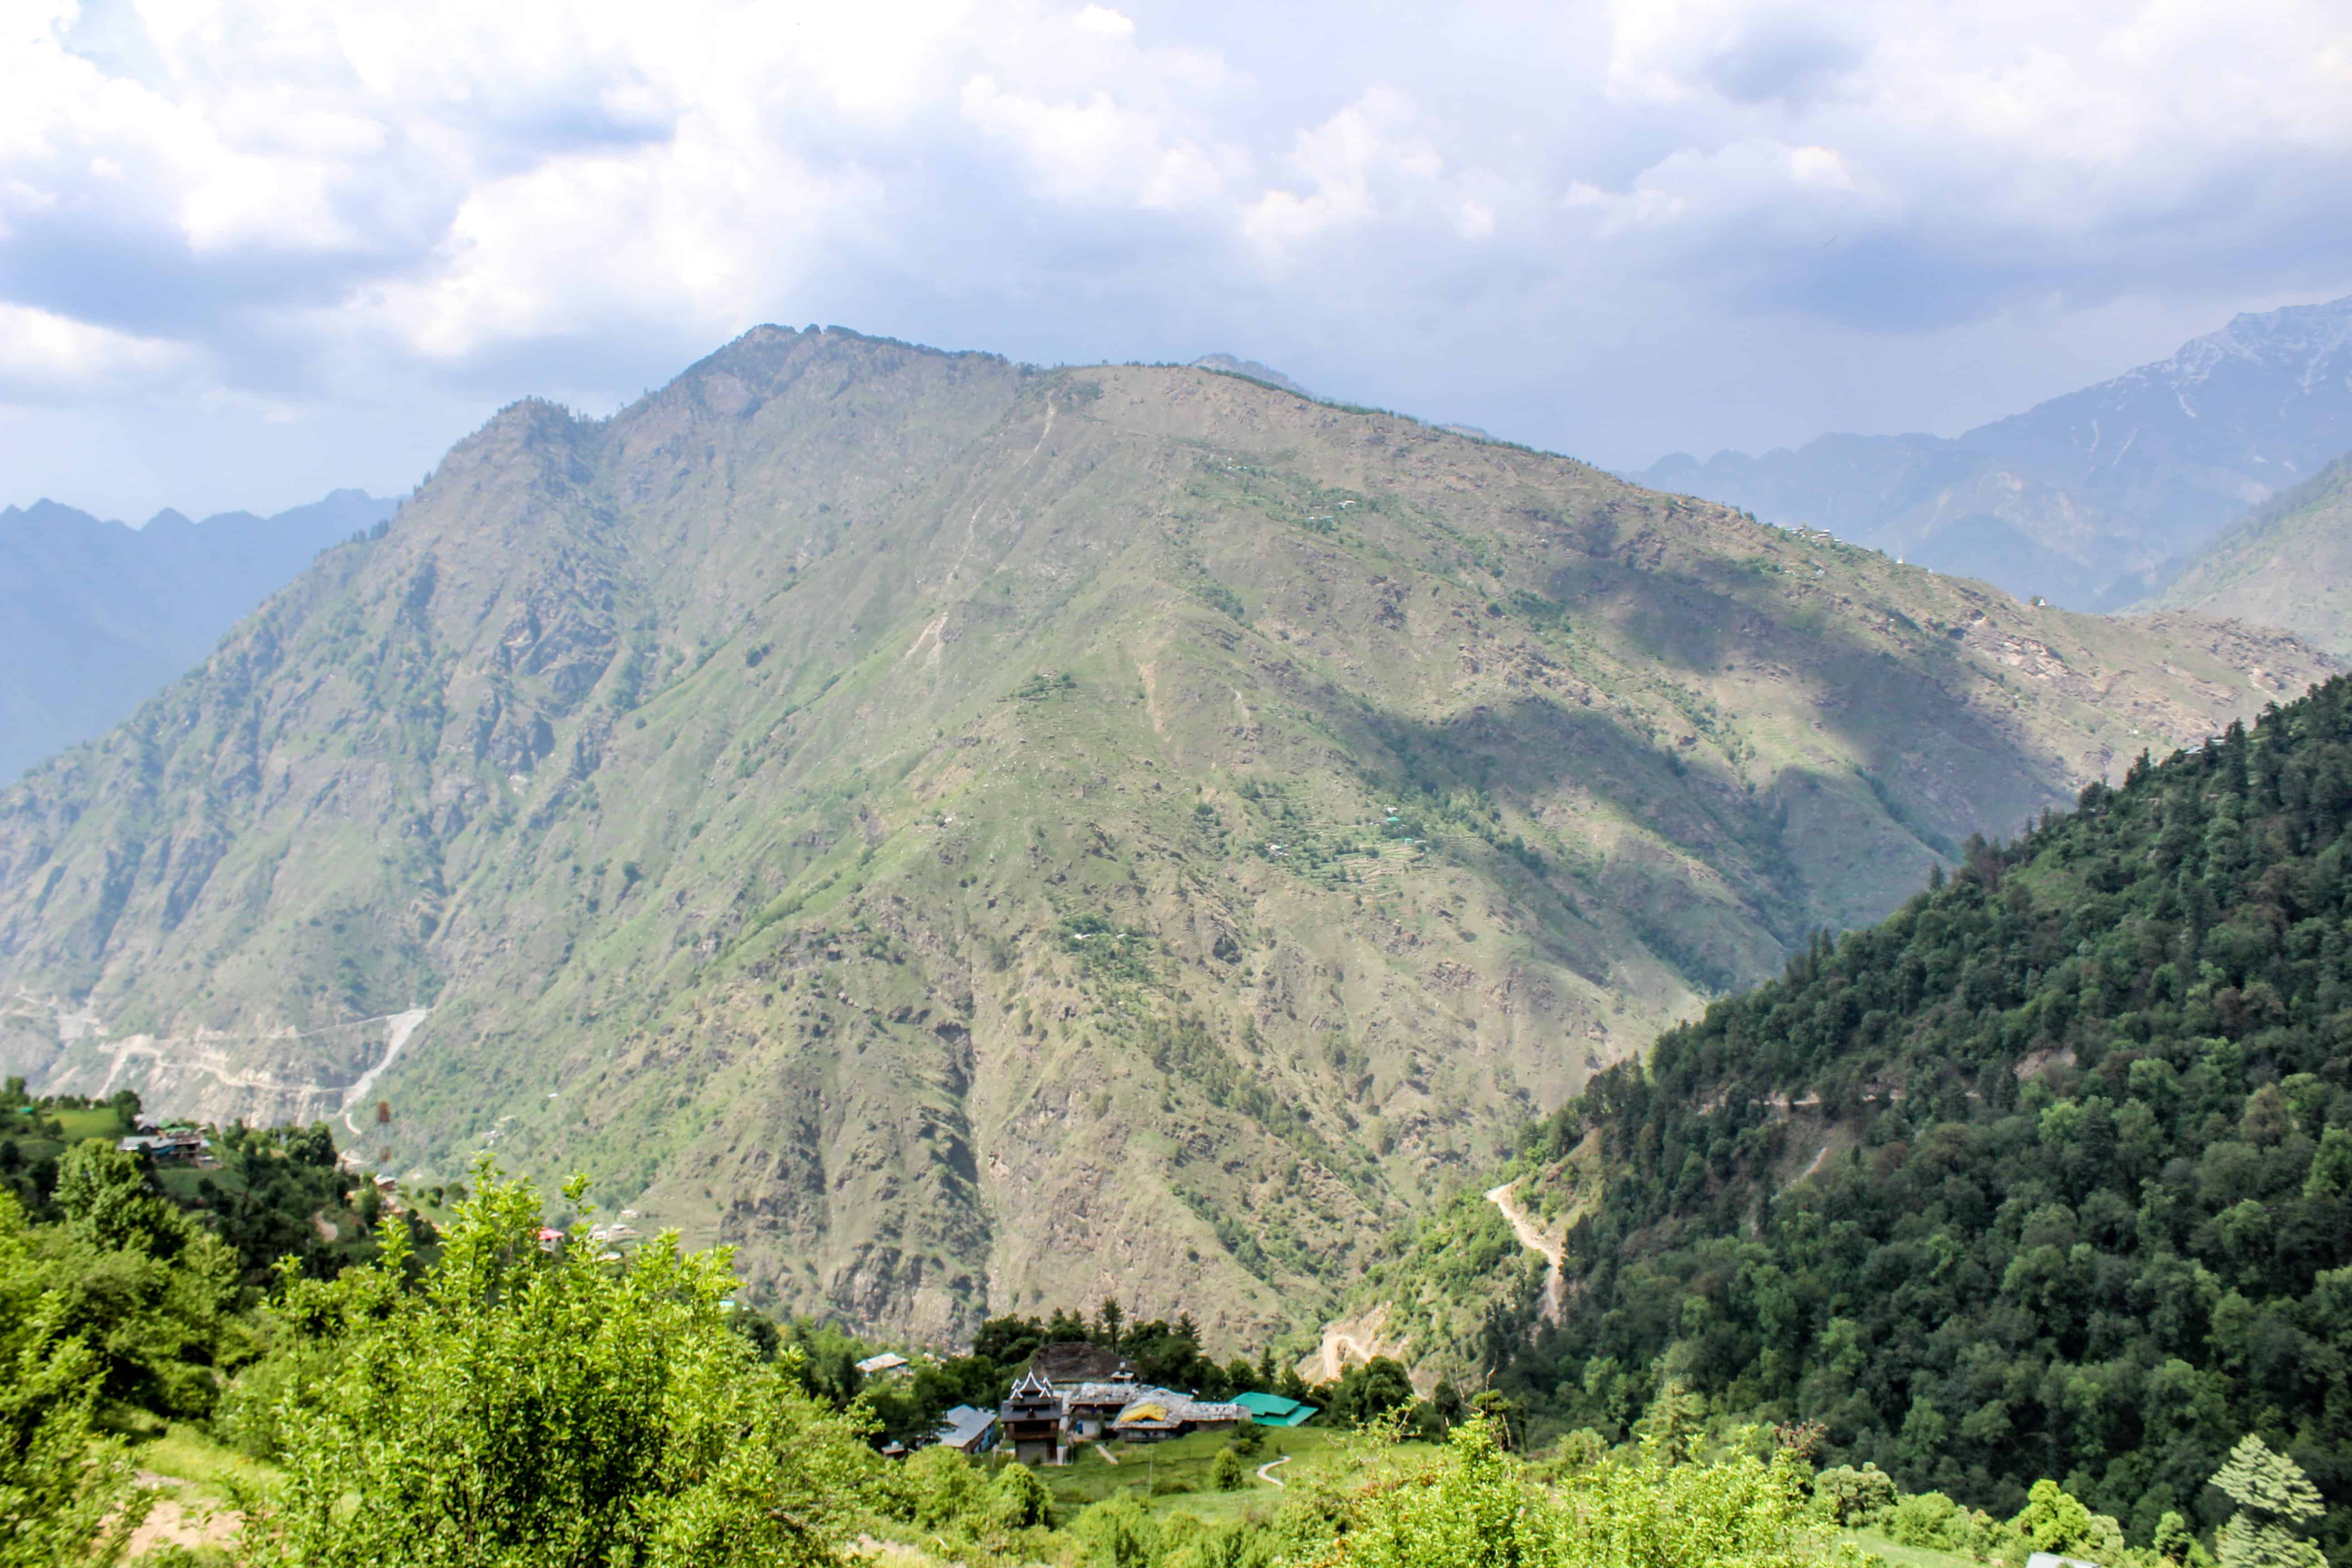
(926, 1342), (1317, 1464)
(116, 1122), (213, 1166)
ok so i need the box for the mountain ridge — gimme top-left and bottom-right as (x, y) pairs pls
(2152, 455), (2352, 655)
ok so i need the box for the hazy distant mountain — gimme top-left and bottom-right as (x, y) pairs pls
(1642, 294), (2352, 610)
(0, 490), (394, 782)
(2154, 452), (2352, 653)
(1191, 353), (1319, 400)
(0, 325), (2324, 1344)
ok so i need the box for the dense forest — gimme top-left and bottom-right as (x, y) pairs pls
(1484, 677), (2352, 1559)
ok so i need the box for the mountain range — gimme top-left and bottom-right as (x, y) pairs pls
(0, 327), (2331, 1346)
(0, 490), (396, 784)
(1640, 295), (2352, 611)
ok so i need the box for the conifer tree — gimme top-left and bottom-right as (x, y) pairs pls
(2211, 1436), (2326, 1568)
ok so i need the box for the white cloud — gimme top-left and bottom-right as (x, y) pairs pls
(0, 302), (197, 398)
(0, 0), (2344, 515)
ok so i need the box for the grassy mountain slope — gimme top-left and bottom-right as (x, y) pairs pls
(1368, 681), (2352, 1552)
(2155, 455), (2352, 654)
(0, 328), (2331, 1345)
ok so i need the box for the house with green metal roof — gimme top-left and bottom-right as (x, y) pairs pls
(1233, 1391), (1317, 1427)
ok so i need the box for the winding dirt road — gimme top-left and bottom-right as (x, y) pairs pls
(1485, 1180), (1567, 1323)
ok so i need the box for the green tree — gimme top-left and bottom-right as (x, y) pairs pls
(1211, 1446), (1248, 1491)
(989, 1460), (1050, 1529)
(2009, 1480), (2127, 1562)
(902, 1444), (983, 1528)
(1073, 1494), (1156, 1568)
(53, 1139), (184, 1258)
(240, 1161), (878, 1568)
(1331, 1356), (1416, 1428)
(39, 1141), (244, 1416)
(0, 1190), (149, 1568)
(1813, 1465), (1897, 1528)
(2211, 1436), (2326, 1568)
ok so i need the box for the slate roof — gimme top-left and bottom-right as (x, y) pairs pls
(931, 1404), (998, 1449)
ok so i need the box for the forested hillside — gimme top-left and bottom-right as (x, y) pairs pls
(1436, 676), (2352, 1558)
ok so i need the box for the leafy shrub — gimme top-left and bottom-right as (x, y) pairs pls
(902, 1443), (983, 1528)
(2009, 1479), (2127, 1563)
(990, 1460), (1050, 1529)
(1073, 1495), (1157, 1568)
(1887, 1490), (1977, 1552)
(1812, 1463), (1897, 1528)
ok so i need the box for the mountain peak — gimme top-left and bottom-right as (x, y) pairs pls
(2126, 292), (2352, 395)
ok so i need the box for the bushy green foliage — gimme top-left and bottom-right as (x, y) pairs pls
(905, 1444), (988, 1527)
(1813, 1463), (1896, 1528)
(990, 1460), (1051, 1528)
(1488, 679), (2352, 1553)
(2012, 1478), (2127, 1562)
(38, 1140), (249, 1418)
(239, 1160), (879, 1568)
(1322, 1356), (1416, 1428)
(0, 1188), (151, 1568)
(1326, 1421), (1851, 1568)
(1884, 1489), (2002, 1555)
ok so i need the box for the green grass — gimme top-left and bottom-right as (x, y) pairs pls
(53, 1107), (132, 1141)
(964, 1427), (1403, 1522)
(1843, 1528), (1982, 1568)
(119, 1419), (281, 1504)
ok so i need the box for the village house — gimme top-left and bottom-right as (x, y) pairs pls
(930, 1405), (999, 1455)
(1062, 1374), (1142, 1439)
(117, 1127), (209, 1165)
(1108, 1392), (1248, 1444)
(1000, 1369), (1067, 1466)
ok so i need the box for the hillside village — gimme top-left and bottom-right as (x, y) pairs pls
(930, 1340), (1313, 1464)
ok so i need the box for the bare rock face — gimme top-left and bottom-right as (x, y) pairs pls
(0, 327), (2333, 1345)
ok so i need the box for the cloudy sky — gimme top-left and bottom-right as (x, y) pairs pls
(6, 0), (2351, 521)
